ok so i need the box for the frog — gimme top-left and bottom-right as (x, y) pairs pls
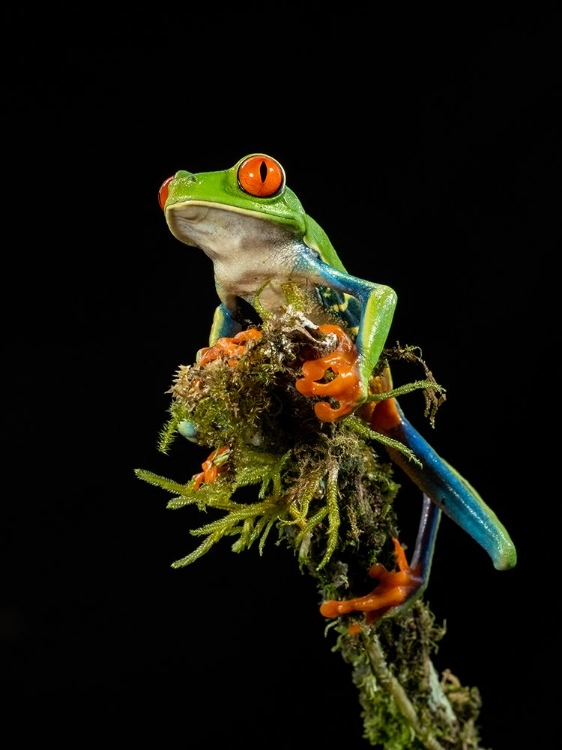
(158, 153), (517, 625)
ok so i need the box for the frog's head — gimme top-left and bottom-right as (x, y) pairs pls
(158, 154), (309, 246)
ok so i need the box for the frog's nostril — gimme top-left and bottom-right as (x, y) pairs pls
(158, 176), (174, 210)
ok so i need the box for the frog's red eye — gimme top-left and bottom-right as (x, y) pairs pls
(237, 155), (285, 198)
(158, 176), (174, 210)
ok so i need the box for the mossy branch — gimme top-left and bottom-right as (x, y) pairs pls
(136, 308), (486, 749)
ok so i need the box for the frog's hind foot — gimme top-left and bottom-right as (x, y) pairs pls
(320, 497), (441, 629)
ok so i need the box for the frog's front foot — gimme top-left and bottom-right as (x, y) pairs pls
(295, 324), (365, 422)
(178, 329), (263, 444)
(320, 538), (423, 628)
(197, 328), (262, 367)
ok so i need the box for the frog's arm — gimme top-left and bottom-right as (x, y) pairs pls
(298, 253), (398, 396)
(209, 301), (242, 343)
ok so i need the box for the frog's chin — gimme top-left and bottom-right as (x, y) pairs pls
(166, 202), (210, 223)
(165, 202), (213, 248)
(165, 203), (295, 257)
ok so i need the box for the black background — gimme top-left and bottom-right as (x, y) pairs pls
(3, 5), (560, 748)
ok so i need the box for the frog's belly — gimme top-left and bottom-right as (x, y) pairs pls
(216, 260), (316, 312)
(216, 266), (340, 328)
(213, 235), (299, 299)
(174, 205), (340, 324)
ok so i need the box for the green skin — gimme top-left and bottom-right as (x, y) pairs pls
(160, 154), (516, 606)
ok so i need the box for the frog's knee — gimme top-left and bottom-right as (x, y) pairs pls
(492, 535), (517, 571)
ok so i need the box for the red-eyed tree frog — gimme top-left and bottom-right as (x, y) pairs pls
(158, 154), (517, 623)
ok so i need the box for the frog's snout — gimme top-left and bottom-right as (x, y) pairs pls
(158, 170), (196, 210)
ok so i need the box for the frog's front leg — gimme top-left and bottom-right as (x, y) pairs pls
(300, 257), (398, 411)
(316, 262), (397, 392)
(208, 302), (242, 346)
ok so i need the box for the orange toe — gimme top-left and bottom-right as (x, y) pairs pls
(320, 538), (422, 627)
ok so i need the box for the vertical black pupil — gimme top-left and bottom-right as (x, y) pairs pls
(259, 161), (267, 182)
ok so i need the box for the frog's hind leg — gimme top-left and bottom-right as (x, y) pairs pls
(320, 392), (515, 626)
(408, 493), (441, 593)
(370, 396), (517, 571)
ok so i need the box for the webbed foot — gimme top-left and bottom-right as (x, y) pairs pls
(197, 328), (262, 367)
